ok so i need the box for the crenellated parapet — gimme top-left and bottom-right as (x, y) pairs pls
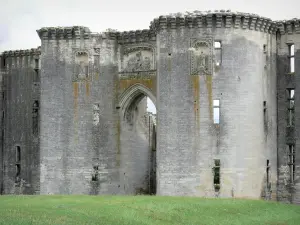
(116, 29), (156, 44)
(275, 19), (300, 35)
(2, 47), (41, 58)
(36, 26), (91, 40)
(149, 10), (277, 34)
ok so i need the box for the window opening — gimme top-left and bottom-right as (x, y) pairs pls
(288, 145), (295, 183)
(15, 146), (21, 184)
(214, 41), (222, 66)
(287, 89), (295, 126)
(288, 44), (295, 73)
(213, 100), (220, 124)
(32, 101), (39, 134)
(213, 159), (220, 191)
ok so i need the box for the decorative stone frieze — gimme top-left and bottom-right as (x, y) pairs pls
(36, 26), (91, 40)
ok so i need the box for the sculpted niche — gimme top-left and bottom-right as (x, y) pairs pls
(190, 38), (213, 75)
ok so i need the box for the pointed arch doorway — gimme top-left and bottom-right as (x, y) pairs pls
(119, 83), (157, 195)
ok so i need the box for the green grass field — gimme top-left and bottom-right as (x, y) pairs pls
(0, 195), (299, 225)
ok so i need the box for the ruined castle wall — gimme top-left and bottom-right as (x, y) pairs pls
(0, 49), (40, 194)
(276, 21), (300, 203)
(38, 27), (122, 194)
(155, 14), (277, 198)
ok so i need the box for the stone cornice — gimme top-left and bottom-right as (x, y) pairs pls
(150, 10), (278, 34)
(36, 26), (91, 40)
(275, 19), (300, 35)
(116, 29), (156, 44)
(2, 47), (41, 57)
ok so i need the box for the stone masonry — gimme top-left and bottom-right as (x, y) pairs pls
(0, 10), (299, 204)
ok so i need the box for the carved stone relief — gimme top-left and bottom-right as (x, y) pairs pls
(120, 46), (155, 73)
(190, 38), (213, 75)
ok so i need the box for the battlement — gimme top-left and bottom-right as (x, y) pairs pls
(36, 26), (91, 40)
(2, 47), (41, 57)
(150, 10), (278, 34)
(275, 19), (300, 35)
(116, 29), (156, 44)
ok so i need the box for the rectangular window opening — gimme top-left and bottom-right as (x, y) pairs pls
(16, 146), (21, 163)
(263, 44), (267, 53)
(288, 145), (296, 183)
(213, 100), (220, 124)
(266, 159), (270, 186)
(288, 44), (295, 73)
(287, 89), (295, 126)
(263, 101), (267, 131)
(214, 41), (222, 66)
(213, 159), (220, 191)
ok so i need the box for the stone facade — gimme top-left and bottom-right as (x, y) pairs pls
(0, 10), (299, 204)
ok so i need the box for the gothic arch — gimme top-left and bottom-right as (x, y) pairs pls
(119, 83), (156, 118)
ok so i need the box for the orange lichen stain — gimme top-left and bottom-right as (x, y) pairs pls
(95, 72), (99, 80)
(191, 75), (200, 127)
(85, 80), (90, 97)
(73, 82), (79, 144)
(119, 79), (154, 92)
(205, 75), (213, 120)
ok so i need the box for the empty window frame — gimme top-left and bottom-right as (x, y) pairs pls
(214, 41), (222, 66)
(213, 159), (221, 191)
(213, 100), (220, 124)
(32, 101), (39, 135)
(288, 144), (295, 183)
(263, 101), (267, 130)
(288, 44), (295, 73)
(266, 160), (270, 188)
(15, 146), (21, 183)
(287, 89), (295, 126)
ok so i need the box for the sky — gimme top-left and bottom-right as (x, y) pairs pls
(0, 0), (298, 114)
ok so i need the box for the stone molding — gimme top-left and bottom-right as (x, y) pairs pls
(36, 26), (91, 40)
(149, 10), (278, 34)
(2, 47), (41, 57)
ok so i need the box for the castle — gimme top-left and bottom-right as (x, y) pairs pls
(0, 10), (299, 204)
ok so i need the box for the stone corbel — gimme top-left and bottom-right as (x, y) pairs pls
(49, 27), (57, 39)
(264, 20), (271, 33)
(225, 14), (232, 28)
(58, 28), (65, 39)
(242, 15), (250, 29)
(195, 15), (203, 28)
(206, 14), (213, 28)
(170, 16), (176, 29)
(278, 22), (285, 35)
(294, 20), (300, 34)
(216, 13), (222, 28)
(178, 16), (185, 28)
(260, 18), (267, 32)
(249, 17), (257, 30)
(74, 27), (81, 39)
(234, 15), (242, 29)
(255, 18), (263, 31)
(186, 16), (193, 28)
(286, 21), (293, 34)
(159, 16), (167, 30)
(65, 27), (73, 39)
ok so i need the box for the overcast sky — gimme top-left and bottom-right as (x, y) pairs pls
(0, 0), (297, 113)
(0, 0), (298, 52)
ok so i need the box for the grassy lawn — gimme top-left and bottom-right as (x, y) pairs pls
(0, 195), (299, 225)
